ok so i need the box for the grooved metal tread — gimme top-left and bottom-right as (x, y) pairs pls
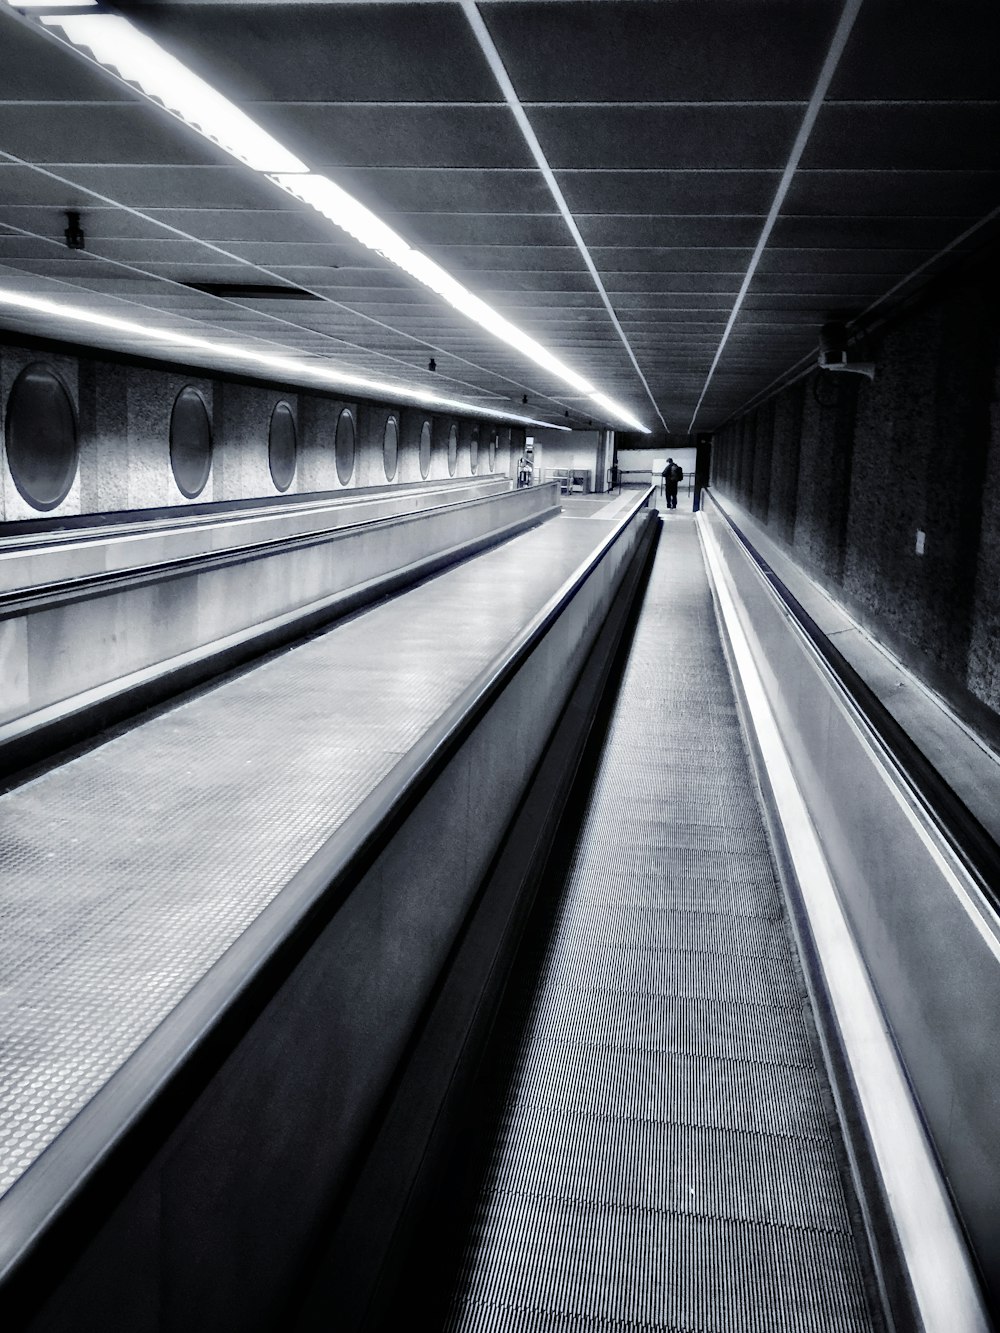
(444, 516), (874, 1333)
(0, 513), (623, 1200)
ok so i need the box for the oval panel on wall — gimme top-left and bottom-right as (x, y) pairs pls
(419, 420), (431, 479)
(383, 415), (399, 481)
(335, 408), (355, 485)
(488, 430), (498, 472)
(470, 428), (479, 475)
(5, 363), (78, 511)
(268, 401), (297, 492)
(170, 386), (212, 499)
(447, 424), (458, 476)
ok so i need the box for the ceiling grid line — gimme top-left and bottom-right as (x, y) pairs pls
(686, 0), (865, 433)
(459, 0), (666, 433)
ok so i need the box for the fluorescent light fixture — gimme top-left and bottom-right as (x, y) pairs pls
(587, 392), (648, 434)
(26, 8), (647, 432)
(39, 13), (306, 174)
(8, 1), (96, 8)
(0, 288), (568, 428)
(269, 173), (596, 395)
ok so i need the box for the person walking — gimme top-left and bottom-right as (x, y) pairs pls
(661, 458), (683, 509)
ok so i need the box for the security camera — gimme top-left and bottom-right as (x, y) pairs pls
(818, 320), (874, 380)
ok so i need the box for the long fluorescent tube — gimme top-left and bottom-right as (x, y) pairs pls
(39, 12), (306, 174)
(270, 172), (597, 397)
(0, 288), (568, 428)
(587, 391), (647, 434)
(8, 1), (96, 8)
(27, 8), (648, 432)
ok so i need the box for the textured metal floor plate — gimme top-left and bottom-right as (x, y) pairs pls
(451, 1196), (871, 1333)
(497, 1046), (832, 1140)
(445, 517), (874, 1332)
(0, 515), (619, 1198)
(519, 992), (815, 1067)
(483, 1113), (852, 1231)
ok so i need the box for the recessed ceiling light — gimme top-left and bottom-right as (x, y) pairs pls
(0, 288), (568, 428)
(39, 12), (306, 173)
(23, 7), (648, 432)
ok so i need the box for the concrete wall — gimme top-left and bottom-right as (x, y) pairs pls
(532, 428), (603, 491)
(710, 245), (1000, 737)
(0, 340), (525, 522)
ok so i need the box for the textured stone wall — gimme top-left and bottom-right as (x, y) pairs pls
(750, 400), (774, 523)
(766, 384), (803, 544)
(0, 339), (507, 522)
(793, 371), (858, 583)
(710, 246), (1000, 730)
(969, 345), (1000, 713)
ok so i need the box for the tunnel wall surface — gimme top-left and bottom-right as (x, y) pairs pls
(710, 248), (1000, 737)
(0, 338), (523, 522)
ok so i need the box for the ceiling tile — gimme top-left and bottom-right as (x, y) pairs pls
(782, 170), (1000, 218)
(483, 0), (843, 101)
(117, 1), (498, 103)
(265, 105), (531, 170)
(557, 171), (779, 216)
(331, 166), (553, 215)
(0, 104), (228, 168)
(530, 105), (802, 170)
(803, 104), (1000, 172)
(828, 0), (1000, 100)
(1, 0), (996, 433)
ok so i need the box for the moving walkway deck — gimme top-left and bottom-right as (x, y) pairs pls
(427, 515), (878, 1331)
(0, 505), (630, 1202)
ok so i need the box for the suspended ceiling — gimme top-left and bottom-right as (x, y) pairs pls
(1, 0), (998, 434)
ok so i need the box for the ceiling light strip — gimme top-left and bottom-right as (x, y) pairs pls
(28, 5), (629, 429)
(0, 287), (565, 427)
(267, 172), (595, 393)
(38, 11), (306, 173)
(0, 148), (569, 414)
(460, 0), (656, 436)
(686, 0), (865, 434)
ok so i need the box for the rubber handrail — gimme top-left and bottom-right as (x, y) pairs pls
(0, 487), (655, 1305)
(0, 484), (558, 622)
(0, 476), (507, 545)
(704, 489), (1000, 917)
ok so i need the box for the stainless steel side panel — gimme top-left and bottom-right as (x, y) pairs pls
(701, 492), (1000, 1311)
